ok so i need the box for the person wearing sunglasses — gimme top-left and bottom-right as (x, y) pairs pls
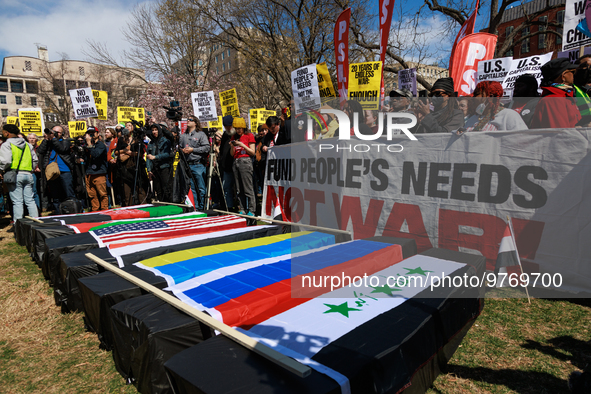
(414, 77), (464, 133)
(530, 58), (581, 129)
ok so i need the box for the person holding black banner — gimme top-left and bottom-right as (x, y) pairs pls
(414, 77), (464, 134)
(179, 117), (209, 210)
(0, 124), (38, 224)
(147, 124), (173, 202)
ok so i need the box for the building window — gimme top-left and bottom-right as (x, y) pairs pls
(15, 96), (22, 105)
(10, 81), (23, 93)
(1, 109), (7, 117)
(539, 16), (547, 49)
(79, 66), (85, 77)
(53, 80), (64, 95)
(65, 80), (76, 91)
(90, 82), (101, 90)
(0, 95), (5, 104)
(215, 56), (218, 63)
(521, 27), (530, 54)
(198, 59), (203, 66)
(228, 60), (231, 70)
(30, 97), (37, 106)
(78, 81), (88, 88)
(222, 52), (225, 60)
(557, 10), (565, 24)
(25, 81), (38, 93)
(222, 63), (226, 72)
(227, 49), (230, 57)
(0, 80), (7, 92)
(216, 66), (219, 74)
(58, 98), (64, 107)
(25, 61), (32, 71)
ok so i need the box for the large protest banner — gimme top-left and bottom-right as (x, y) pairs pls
(69, 87), (98, 119)
(262, 129), (591, 294)
(68, 120), (87, 138)
(191, 91), (218, 122)
(451, 33), (497, 96)
(18, 108), (44, 136)
(92, 90), (108, 120)
(292, 64), (321, 114)
(563, 0), (591, 51)
(117, 107), (145, 124)
(219, 88), (240, 117)
(348, 61), (382, 109)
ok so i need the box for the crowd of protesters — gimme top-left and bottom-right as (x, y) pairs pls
(1, 55), (590, 227)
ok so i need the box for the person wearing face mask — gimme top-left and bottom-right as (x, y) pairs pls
(508, 74), (540, 127)
(462, 81), (527, 132)
(530, 58), (581, 129)
(574, 55), (591, 116)
(414, 77), (464, 133)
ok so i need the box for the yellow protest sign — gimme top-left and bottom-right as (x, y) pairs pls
(219, 88), (240, 117)
(249, 108), (265, 131)
(68, 121), (87, 138)
(6, 116), (19, 127)
(316, 62), (336, 99)
(348, 61), (382, 110)
(208, 116), (222, 128)
(257, 110), (276, 128)
(117, 107), (145, 124)
(18, 109), (43, 136)
(92, 90), (108, 120)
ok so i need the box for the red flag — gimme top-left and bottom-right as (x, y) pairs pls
(449, 0), (480, 75)
(449, 32), (497, 96)
(379, 0), (396, 100)
(335, 8), (351, 104)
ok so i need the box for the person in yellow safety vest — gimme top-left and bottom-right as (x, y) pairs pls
(574, 55), (591, 116)
(0, 124), (39, 228)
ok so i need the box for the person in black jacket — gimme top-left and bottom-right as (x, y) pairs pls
(83, 126), (108, 211)
(37, 125), (76, 213)
(218, 115), (236, 211)
(263, 116), (289, 150)
(147, 124), (173, 202)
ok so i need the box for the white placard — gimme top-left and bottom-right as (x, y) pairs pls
(68, 87), (98, 119)
(398, 68), (417, 96)
(191, 91), (218, 123)
(291, 64), (321, 115)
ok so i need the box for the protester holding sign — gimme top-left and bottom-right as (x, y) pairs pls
(0, 124), (38, 225)
(37, 125), (76, 214)
(414, 77), (464, 133)
(230, 118), (256, 216)
(83, 126), (108, 211)
(530, 58), (582, 129)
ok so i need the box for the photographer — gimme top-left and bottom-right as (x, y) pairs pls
(82, 126), (108, 211)
(147, 124), (173, 202)
(179, 117), (209, 210)
(115, 125), (149, 206)
(37, 125), (76, 214)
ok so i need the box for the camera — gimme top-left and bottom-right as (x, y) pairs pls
(163, 101), (183, 122)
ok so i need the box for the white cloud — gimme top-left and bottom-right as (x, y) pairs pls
(0, 0), (155, 62)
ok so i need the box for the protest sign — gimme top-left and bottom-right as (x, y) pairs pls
(69, 87), (98, 119)
(258, 110), (276, 126)
(558, 46), (591, 63)
(262, 129), (591, 295)
(6, 116), (19, 126)
(18, 108), (44, 136)
(191, 91), (218, 122)
(316, 62), (336, 99)
(208, 116), (223, 129)
(68, 120), (87, 138)
(348, 61), (382, 109)
(249, 108), (264, 131)
(398, 68), (417, 96)
(291, 64), (321, 114)
(563, 0), (591, 51)
(117, 107), (145, 124)
(92, 90), (108, 120)
(219, 89), (240, 117)
(450, 33), (498, 96)
(502, 52), (553, 96)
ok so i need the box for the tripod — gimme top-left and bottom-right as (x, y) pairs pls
(205, 140), (227, 210)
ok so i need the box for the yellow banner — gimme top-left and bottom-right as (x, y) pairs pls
(348, 61), (382, 110)
(92, 90), (108, 120)
(317, 62), (336, 98)
(18, 109), (43, 136)
(117, 106), (145, 124)
(219, 88), (240, 117)
(6, 116), (19, 127)
(68, 120), (87, 138)
(208, 116), (222, 128)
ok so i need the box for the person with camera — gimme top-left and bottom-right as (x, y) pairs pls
(115, 125), (149, 206)
(81, 126), (108, 211)
(147, 124), (173, 202)
(230, 118), (256, 216)
(0, 124), (39, 225)
(37, 125), (76, 214)
(179, 117), (209, 210)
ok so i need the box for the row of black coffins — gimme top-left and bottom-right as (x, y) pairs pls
(15, 205), (485, 394)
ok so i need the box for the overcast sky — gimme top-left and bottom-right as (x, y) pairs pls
(0, 0), (155, 64)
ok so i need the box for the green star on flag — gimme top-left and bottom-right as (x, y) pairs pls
(403, 267), (433, 276)
(323, 302), (361, 318)
(370, 284), (402, 296)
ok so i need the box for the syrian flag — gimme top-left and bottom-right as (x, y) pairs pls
(135, 231), (335, 287)
(91, 215), (247, 248)
(494, 220), (525, 287)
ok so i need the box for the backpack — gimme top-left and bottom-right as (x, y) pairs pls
(59, 199), (83, 215)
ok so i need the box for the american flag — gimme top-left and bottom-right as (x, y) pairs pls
(90, 215), (246, 248)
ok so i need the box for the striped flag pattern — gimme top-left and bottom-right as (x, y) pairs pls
(494, 222), (523, 287)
